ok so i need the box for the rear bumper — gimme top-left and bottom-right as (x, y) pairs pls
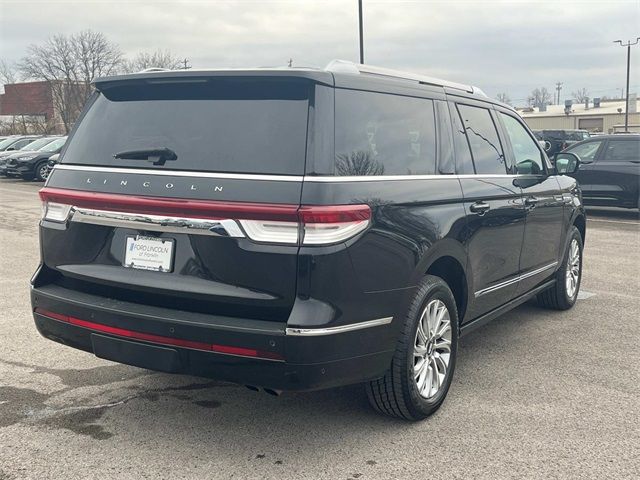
(31, 284), (395, 391)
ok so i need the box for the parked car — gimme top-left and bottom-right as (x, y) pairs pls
(533, 129), (590, 157)
(4, 136), (67, 181)
(562, 134), (640, 209)
(32, 61), (586, 420)
(0, 135), (42, 152)
(0, 136), (61, 176)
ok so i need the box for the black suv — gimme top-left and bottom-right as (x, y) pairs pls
(31, 61), (586, 420)
(533, 129), (590, 157)
(563, 134), (639, 209)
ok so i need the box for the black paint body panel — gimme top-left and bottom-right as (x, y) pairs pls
(31, 69), (586, 391)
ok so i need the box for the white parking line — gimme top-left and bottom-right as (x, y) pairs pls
(588, 218), (639, 225)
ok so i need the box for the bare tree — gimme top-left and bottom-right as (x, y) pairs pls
(0, 59), (18, 87)
(572, 88), (590, 103)
(527, 87), (553, 109)
(123, 49), (182, 73)
(335, 151), (385, 176)
(496, 92), (512, 105)
(19, 30), (123, 133)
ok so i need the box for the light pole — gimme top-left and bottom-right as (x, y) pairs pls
(358, 0), (364, 64)
(613, 38), (640, 132)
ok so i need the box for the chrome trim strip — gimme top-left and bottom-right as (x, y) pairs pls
(53, 164), (305, 182)
(70, 207), (245, 237)
(53, 165), (526, 183)
(305, 174), (519, 182)
(285, 316), (393, 336)
(474, 262), (558, 298)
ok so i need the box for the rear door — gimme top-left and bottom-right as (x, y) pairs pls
(43, 76), (314, 323)
(452, 101), (526, 321)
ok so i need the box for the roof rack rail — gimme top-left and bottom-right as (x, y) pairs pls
(138, 67), (172, 73)
(325, 59), (486, 96)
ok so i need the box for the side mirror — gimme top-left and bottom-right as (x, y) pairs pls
(554, 152), (580, 174)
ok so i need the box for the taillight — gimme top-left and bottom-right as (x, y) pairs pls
(38, 188), (371, 245)
(240, 205), (371, 245)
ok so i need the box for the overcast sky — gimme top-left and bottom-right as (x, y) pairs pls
(1, 0), (638, 105)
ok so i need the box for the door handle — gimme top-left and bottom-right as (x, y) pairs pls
(469, 201), (491, 215)
(524, 196), (539, 209)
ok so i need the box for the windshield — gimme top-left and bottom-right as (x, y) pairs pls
(62, 78), (311, 175)
(0, 137), (19, 149)
(40, 137), (67, 152)
(20, 137), (54, 151)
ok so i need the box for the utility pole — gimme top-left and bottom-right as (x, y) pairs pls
(358, 0), (364, 64)
(614, 38), (640, 132)
(182, 58), (190, 70)
(555, 82), (563, 105)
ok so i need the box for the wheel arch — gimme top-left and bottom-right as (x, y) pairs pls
(414, 239), (470, 323)
(573, 213), (586, 244)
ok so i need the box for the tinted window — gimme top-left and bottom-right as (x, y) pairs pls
(567, 141), (602, 162)
(499, 113), (544, 175)
(603, 140), (640, 162)
(334, 89), (436, 176)
(457, 104), (506, 174)
(13, 139), (36, 150)
(449, 103), (475, 174)
(62, 78), (310, 174)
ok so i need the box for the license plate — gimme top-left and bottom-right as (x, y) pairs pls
(124, 236), (174, 272)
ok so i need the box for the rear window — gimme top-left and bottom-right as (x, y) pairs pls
(334, 89), (436, 176)
(61, 78), (311, 175)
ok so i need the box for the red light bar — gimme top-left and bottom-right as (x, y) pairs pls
(34, 308), (284, 361)
(298, 204), (371, 223)
(39, 187), (299, 222)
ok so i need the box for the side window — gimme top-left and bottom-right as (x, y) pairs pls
(499, 113), (545, 175)
(567, 141), (602, 162)
(456, 104), (506, 175)
(334, 89), (436, 175)
(602, 140), (639, 162)
(448, 102), (475, 174)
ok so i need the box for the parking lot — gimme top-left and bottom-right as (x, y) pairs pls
(0, 177), (638, 480)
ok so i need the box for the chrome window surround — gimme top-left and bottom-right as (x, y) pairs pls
(52, 165), (541, 182)
(285, 316), (393, 336)
(474, 262), (558, 298)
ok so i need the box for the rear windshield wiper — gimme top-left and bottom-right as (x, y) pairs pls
(113, 147), (177, 165)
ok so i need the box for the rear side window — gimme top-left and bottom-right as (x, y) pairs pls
(603, 140), (640, 162)
(334, 89), (436, 176)
(61, 78), (311, 174)
(457, 104), (506, 175)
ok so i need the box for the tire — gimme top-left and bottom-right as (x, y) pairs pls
(34, 161), (49, 182)
(537, 226), (583, 310)
(366, 275), (458, 420)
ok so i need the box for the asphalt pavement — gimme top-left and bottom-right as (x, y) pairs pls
(0, 178), (638, 480)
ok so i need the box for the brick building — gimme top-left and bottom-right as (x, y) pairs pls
(0, 81), (64, 133)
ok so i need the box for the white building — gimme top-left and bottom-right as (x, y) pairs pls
(519, 97), (639, 134)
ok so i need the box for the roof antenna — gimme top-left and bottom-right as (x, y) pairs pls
(287, 58), (293, 68)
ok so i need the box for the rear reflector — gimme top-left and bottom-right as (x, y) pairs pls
(34, 308), (284, 361)
(39, 187), (371, 245)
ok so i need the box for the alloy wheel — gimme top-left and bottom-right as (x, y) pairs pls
(565, 238), (580, 299)
(413, 299), (452, 399)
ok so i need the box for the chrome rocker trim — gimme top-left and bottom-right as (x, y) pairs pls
(474, 262), (558, 298)
(286, 317), (393, 336)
